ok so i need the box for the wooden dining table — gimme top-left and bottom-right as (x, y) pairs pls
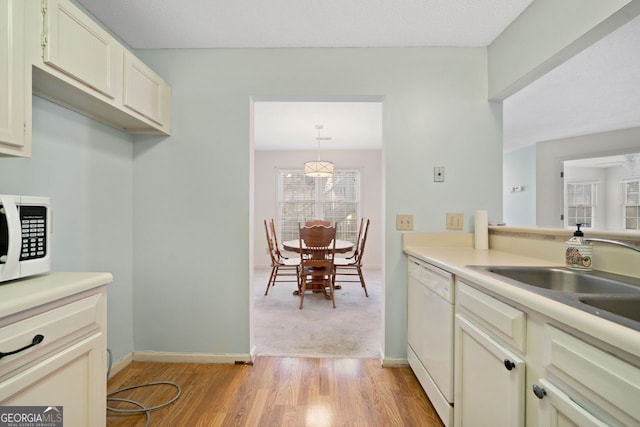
(281, 239), (354, 254)
(281, 239), (354, 293)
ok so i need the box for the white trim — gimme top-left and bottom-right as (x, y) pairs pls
(108, 352), (134, 379)
(382, 358), (409, 367)
(132, 351), (252, 364)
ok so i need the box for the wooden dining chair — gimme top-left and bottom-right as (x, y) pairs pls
(269, 218), (290, 260)
(334, 219), (370, 297)
(263, 219), (300, 296)
(298, 225), (337, 309)
(342, 217), (364, 260)
(304, 219), (332, 227)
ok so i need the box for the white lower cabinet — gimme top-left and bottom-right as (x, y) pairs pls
(406, 256), (640, 427)
(0, 273), (110, 427)
(531, 325), (640, 427)
(454, 315), (525, 427)
(532, 379), (610, 427)
(1, 333), (104, 425)
(454, 280), (527, 427)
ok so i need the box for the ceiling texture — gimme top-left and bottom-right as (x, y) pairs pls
(74, 0), (640, 152)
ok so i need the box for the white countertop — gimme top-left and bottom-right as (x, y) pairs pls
(404, 245), (640, 360)
(0, 272), (113, 319)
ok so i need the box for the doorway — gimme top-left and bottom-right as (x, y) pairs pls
(250, 97), (384, 358)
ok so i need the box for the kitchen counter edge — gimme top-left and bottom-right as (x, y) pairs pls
(0, 272), (113, 319)
(403, 245), (640, 360)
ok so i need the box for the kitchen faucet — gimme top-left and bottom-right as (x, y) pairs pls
(583, 238), (640, 253)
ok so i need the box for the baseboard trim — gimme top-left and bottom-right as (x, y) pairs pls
(108, 352), (133, 379)
(132, 351), (252, 364)
(382, 357), (409, 367)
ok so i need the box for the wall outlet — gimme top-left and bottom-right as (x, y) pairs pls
(434, 166), (445, 182)
(396, 214), (414, 231)
(446, 212), (464, 230)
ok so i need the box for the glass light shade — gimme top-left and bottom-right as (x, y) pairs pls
(304, 160), (334, 177)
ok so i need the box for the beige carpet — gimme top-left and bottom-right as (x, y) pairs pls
(252, 267), (382, 359)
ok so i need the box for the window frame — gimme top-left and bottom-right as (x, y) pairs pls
(276, 168), (362, 244)
(564, 181), (598, 229)
(621, 178), (640, 231)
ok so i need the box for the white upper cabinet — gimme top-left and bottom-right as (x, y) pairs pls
(42, 0), (120, 100)
(23, 0), (171, 141)
(0, 0), (30, 157)
(123, 51), (171, 127)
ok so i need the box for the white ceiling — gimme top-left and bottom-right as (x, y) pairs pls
(73, 0), (534, 49)
(503, 14), (640, 152)
(74, 0), (640, 152)
(253, 101), (383, 151)
(565, 153), (640, 169)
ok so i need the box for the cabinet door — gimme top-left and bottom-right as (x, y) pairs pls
(533, 379), (610, 427)
(123, 51), (170, 127)
(0, 0), (28, 156)
(0, 333), (106, 427)
(42, 0), (119, 99)
(454, 314), (525, 427)
(544, 325), (640, 425)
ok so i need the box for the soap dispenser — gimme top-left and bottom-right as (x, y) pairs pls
(565, 223), (593, 270)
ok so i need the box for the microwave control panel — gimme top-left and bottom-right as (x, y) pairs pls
(20, 206), (48, 261)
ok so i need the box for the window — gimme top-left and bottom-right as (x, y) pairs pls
(278, 169), (361, 243)
(565, 182), (598, 228)
(623, 179), (640, 231)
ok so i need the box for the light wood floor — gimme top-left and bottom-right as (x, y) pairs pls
(107, 357), (444, 426)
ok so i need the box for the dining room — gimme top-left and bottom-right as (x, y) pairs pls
(251, 99), (384, 359)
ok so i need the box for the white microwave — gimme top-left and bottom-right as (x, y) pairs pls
(0, 195), (51, 283)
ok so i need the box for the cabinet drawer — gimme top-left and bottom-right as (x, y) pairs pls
(456, 280), (526, 353)
(544, 325), (640, 425)
(0, 294), (102, 376)
(0, 331), (105, 426)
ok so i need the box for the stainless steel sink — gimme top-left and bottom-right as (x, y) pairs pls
(467, 265), (640, 331)
(473, 266), (640, 294)
(579, 295), (640, 323)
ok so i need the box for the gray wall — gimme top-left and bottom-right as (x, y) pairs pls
(503, 127), (640, 228)
(0, 96), (135, 363)
(503, 145), (536, 226)
(133, 47), (503, 361)
(536, 127), (640, 227)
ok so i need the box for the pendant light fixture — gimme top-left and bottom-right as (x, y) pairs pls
(304, 124), (334, 177)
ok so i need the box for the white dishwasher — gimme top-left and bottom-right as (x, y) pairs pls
(407, 257), (455, 427)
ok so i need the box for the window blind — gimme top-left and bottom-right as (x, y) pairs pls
(566, 182), (597, 228)
(277, 169), (361, 243)
(623, 180), (640, 230)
